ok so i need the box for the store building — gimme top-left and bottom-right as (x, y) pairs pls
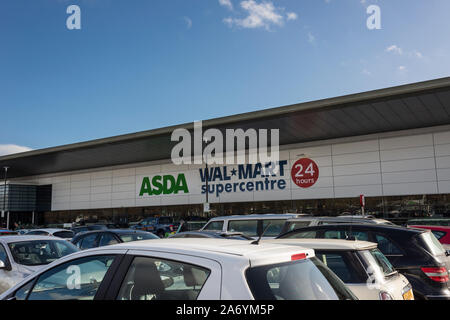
(1, 77), (450, 226)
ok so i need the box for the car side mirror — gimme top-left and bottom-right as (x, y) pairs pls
(446, 250), (450, 257)
(0, 260), (5, 269)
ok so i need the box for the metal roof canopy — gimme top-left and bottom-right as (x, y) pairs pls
(2, 77), (450, 179)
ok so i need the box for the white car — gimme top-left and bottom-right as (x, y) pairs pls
(200, 214), (300, 239)
(0, 238), (357, 300)
(267, 239), (414, 300)
(26, 228), (75, 240)
(0, 236), (79, 294)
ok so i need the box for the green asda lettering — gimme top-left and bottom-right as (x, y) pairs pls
(139, 174), (189, 196)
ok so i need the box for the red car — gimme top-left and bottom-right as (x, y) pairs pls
(409, 225), (450, 248)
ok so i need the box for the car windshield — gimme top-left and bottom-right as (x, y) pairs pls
(118, 232), (159, 242)
(8, 240), (78, 266)
(245, 257), (357, 300)
(419, 232), (446, 256)
(358, 249), (396, 280)
(53, 231), (74, 239)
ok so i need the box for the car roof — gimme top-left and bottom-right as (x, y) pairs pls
(281, 223), (425, 235)
(101, 238), (315, 267)
(267, 239), (378, 251)
(73, 229), (148, 237)
(29, 228), (71, 233)
(0, 235), (67, 243)
(409, 225), (450, 231)
(207, 214), (299, 221)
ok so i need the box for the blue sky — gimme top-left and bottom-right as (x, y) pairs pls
(0, 0), (449, 154)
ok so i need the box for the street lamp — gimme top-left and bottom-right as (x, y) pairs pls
(2, 167), (9, 229)
(203, 137), (210, 214)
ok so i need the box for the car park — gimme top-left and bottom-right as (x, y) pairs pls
(278, 223), (450, 300)
(26, 228), (74, 240)
(169, 231), (253, 240)
(71, 229), (159, 250)
(267, 238), (413, 300)
(200, 214), (300, 239)
(0, 238), (357, 300)
(0, 235), (79, 294)
(280, 216), (395, 234)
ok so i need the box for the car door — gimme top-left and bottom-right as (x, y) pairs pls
(105, 250), (222, 300)
(3, 249), (127, 300)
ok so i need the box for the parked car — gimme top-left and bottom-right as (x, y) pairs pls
(0, 229), (18, 236)
(200, 214), (300, 239)
(269, 238), (413, 300)
(0, 238), (357, 300)
(409, 226), (450, 250)
(277, 224), (450, 300)
(407, 218), (450, 227)
(14, 229), (31, 235)
(280, 216), (395, 234)
(71, 229), (159, 250)
(0, 235), (79, 294)
(26, 228), (74, 240)
(131, 216), (178, 238)
(169, 231), (253, 240)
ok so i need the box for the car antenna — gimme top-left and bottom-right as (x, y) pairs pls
(251, 223), (271, 245)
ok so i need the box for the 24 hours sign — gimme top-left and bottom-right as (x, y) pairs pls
(291, 158), (319, 188)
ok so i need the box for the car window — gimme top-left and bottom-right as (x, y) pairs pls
(324, 230), (368, 241)
(0, 244), (7, 263)
(202, 221), (224, 231)
(280, 230), (317, 239)
(27, 255), (116, 300)
(315, 252), (360, 283)
(286, 221), (312, 232)
(118, 232), (159, 242)
(80, 234), (99, 250)
(419, 232), (446, 256)
(12, 281), (34, 300)
(228, 220), (258, 237)
(117, 256), (210, 300)
(27, 231), (49, 236)
(53, 231), (74, 239)
(8, 240), (78, 266)
(158, 217), (173, 224)
(374, 234), (402, 255)
(262, 220), (286, 237)
(99, 233), (120, 247)
(245, 258), (356, 300)
(431, 230), (446, 241)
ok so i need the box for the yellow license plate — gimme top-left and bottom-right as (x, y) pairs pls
(403, 289), (414, 300)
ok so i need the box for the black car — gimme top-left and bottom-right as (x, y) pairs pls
(71, 225), (109, 235)
(277, 224), (450, 300)
(71, 229), (159, 250)
(170, 231), (253, 240)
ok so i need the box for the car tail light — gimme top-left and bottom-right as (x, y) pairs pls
(291, 253), (307, 261)
(379, 292), (393, 300)
(421, 267), (449, 283)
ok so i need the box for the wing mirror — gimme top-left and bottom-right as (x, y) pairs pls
(0, 260), (5, 269)
(446, 250), (450, 257)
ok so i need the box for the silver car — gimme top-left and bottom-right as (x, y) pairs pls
(0, 236), (79, 294)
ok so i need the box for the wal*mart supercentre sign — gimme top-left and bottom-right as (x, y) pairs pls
(137, 158), (319, 203)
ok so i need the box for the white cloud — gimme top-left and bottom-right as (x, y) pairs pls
(219, 0), (233, 10)
(412, 50), (423, 59)
(398, 65), (407, 72)
(223, 0), (294, 30)
(286, 12), (298, 21)
(362, 69), (372, 76)
(307, 32), (315, 43)
(0, 144), (32, 156)
(386, 45), (403, 55)
(184, 16), (192, 29)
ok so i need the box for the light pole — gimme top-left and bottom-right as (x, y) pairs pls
(203, 137), (210, 215)
(2, 167), (9, 229)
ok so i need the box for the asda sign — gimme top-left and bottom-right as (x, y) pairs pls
(139, 174), (189, 196)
